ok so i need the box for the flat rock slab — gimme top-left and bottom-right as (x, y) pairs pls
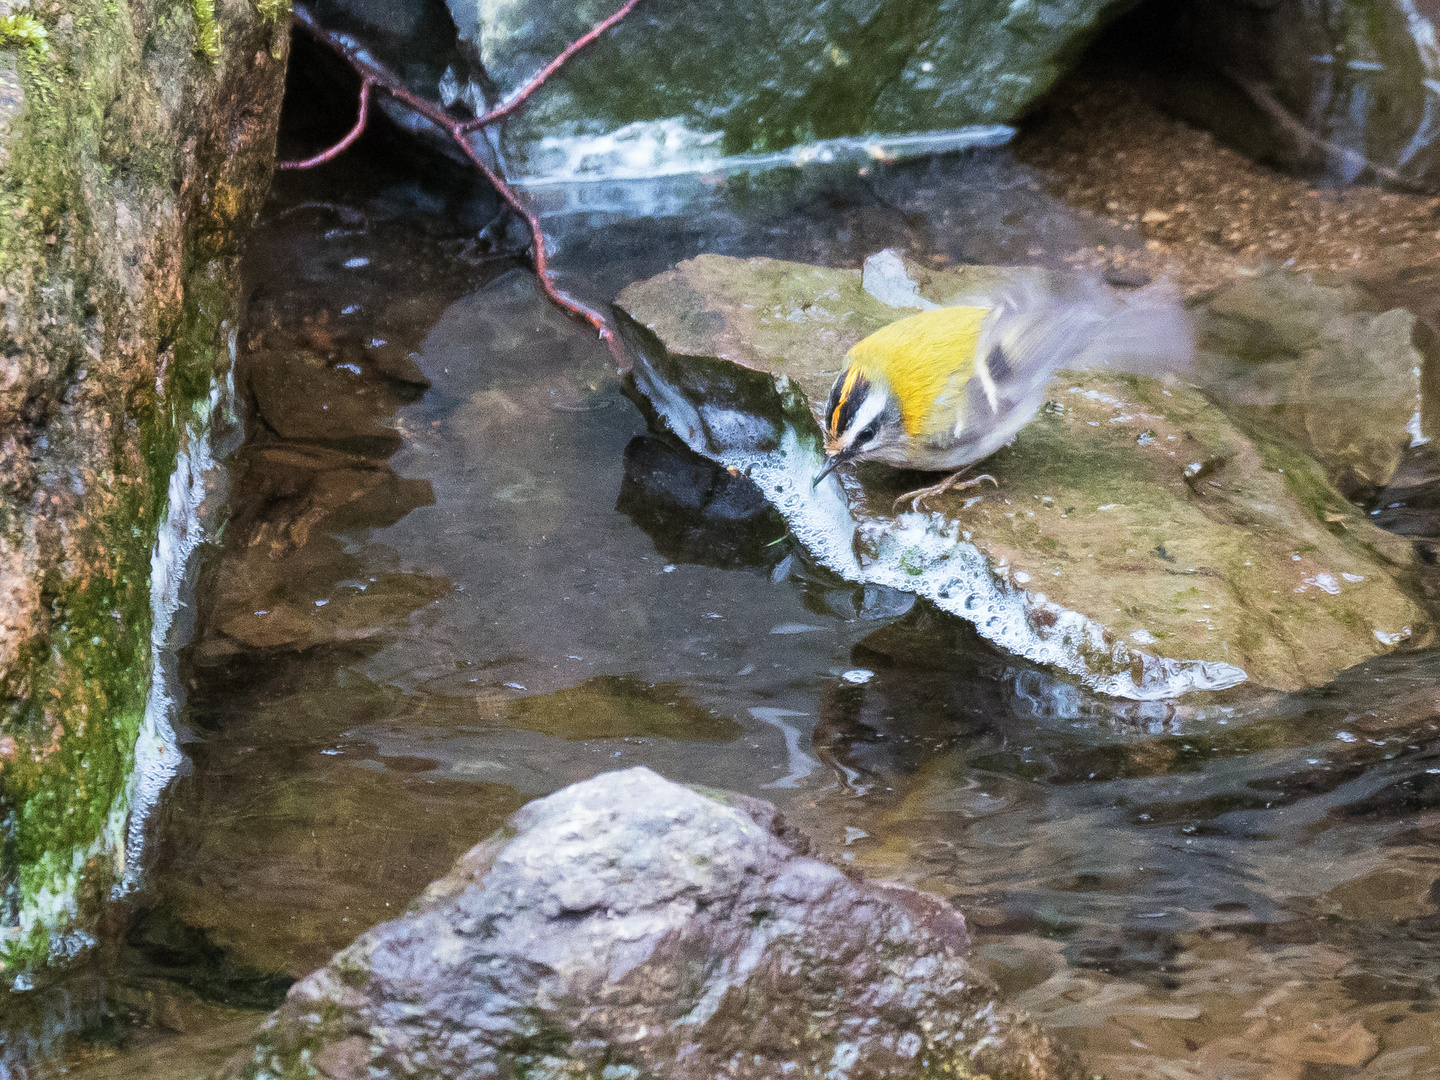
(614, 255), (1431, 696)
(227, 767), (1073, 1080)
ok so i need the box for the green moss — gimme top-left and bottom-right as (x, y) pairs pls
(0, 274), (235, 969)
(0, 0), (283, 973)
(191, 0), (220, 60)
(254, 0), (292, 25)
(718, 0), (941, 155)
(0, 14), (50, 53)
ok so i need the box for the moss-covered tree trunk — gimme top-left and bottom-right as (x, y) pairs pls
(0, 0), (289, 975)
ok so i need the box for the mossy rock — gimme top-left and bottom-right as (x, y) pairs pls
(615, 254), (1431, 697)
(0, 0), (288, 975)
(447, 0), (1141, 177)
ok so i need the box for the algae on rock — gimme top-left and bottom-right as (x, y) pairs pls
(0, 0), (288, 974)
(615, 254), (1430, 697)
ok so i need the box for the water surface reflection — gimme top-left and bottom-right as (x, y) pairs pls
(40, 149), (1440, 1079)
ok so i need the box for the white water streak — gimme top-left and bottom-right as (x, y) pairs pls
(120, 372), (231, 891)
(511, 118), (1013, 188)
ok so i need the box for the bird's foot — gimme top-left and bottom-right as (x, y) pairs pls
(893, 470), (998, 514)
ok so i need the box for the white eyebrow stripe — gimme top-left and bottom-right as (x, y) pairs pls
(841, 389), (887, 447)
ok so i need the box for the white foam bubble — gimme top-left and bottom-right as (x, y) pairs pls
(636, 351), (1247, 700)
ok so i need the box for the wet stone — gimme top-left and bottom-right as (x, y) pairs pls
(474, 674), (745, 742)
(227, 767), (1075, 1080)
(1373, 445), (1440, 563)
(445, 0), (1133, 178)
(154, 658), (524, 979)
(615, 254), (1432, 696)
(243, 331), (417, 459)
(190, 444), (444, 662)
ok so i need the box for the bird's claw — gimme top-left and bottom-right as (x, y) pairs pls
(893, 472), (998, 514)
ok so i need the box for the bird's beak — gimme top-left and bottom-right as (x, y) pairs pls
(812, 449), (851, 489)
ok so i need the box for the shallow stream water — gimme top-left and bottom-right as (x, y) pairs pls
(15, 142), (1440, 1080)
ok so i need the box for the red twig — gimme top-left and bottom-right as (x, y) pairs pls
(277, 76), (375, 170)
(285, 4), (642, 347)
(458, 0), (645, 132)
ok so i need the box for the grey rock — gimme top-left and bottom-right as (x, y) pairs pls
(447, 0), (1140, 178)
(228, 767), (1074, 1080)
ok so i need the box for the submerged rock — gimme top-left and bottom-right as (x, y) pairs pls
(228, 767), (1074, 1080)
(614, 254), (1430, 696)
(188, 443), (445, 662)
(616, 434), (788, 567)
(443, 0), (1135, 178)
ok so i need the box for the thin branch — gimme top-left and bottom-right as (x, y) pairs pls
(1228, 71), (1436, 196)
(277, 76), (375, 170)
(459, 0), (645, 131)
(286, 3), (644, 349)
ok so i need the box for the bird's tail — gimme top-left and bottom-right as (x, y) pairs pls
(1073, 278), (1196, 378)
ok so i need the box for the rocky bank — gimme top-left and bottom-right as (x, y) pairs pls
(0, 0), (288, 973)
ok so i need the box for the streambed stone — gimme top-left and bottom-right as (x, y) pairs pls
(614, 254), (1430, 696)
(227, 766), (1074, 1080)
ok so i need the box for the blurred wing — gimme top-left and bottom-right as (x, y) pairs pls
(938, 275), (1194, 469)
(1071, 279), (1195, 378)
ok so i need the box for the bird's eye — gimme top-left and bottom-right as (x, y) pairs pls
(857, 424), (878, 444)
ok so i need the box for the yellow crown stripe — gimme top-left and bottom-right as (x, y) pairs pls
(831, 366), (864, 436)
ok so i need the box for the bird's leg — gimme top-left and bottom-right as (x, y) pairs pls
(893, 468), (998, 514)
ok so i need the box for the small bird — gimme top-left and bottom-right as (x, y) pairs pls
(813, 276), (1191, 508)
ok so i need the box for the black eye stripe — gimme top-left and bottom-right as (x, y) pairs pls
(826, 372), (872, 438)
